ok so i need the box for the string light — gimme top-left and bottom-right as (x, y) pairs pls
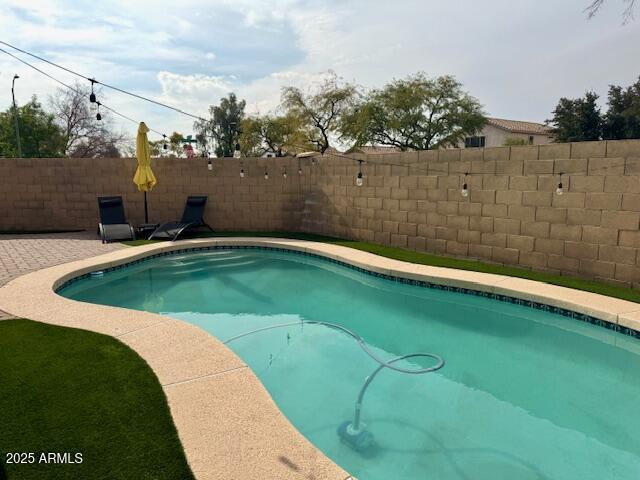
(163, 134), (168, 150)
(461, 172), (469, 197)
(356, 160), (364, 187)
(556, 172), (564, 195)
(233, 142), (241, 159)
(207, 159), (213, 171)
(95, 102), (102, 121)
(89, 78), (96, 104)
(264, 167), (269, 180)
(283, 168), (287, 179)
(0, 45), (168, 143)
(240, 161), (245, 178)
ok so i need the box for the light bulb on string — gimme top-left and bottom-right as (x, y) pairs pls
(264, 167), (269, 180)
(95, 102), (102, 121)
(233, 142), (241, 159)
(556, 172), (564, 195)
(163, 134), (168, 150)
(207, 159), (213, 171)
(283, 168), (287, 179)
(461, 172), (469, 197)
(355, 159), (364, 187)
(240, 167), (245, 178)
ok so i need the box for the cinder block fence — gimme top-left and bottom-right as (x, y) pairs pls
(1, 139), (639, 288)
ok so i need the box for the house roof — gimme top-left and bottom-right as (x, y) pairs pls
(487, 117), (552, 135)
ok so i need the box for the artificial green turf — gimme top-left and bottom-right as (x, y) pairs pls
(0, 319), (194, 480)
(123, 231), (640, 303)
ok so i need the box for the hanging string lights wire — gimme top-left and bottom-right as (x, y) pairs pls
(283, 167), (288, 179)
(3, 39), (573, 199)
(0, 45), (171, 147)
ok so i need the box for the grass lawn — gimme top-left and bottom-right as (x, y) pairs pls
(124, 231), (640, 303)
(0, 319), (194, 480)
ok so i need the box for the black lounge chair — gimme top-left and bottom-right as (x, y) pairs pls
(97, 196), (136, 243)
(148, 196), (213, 241)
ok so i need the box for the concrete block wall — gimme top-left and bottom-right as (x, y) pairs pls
(0, 156), (305, 232)
(1, 139), (640, 288)
(301, 140), (640, 288)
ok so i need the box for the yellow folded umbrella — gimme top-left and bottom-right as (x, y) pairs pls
(134, 122), (157, 192)
(133, 122), (157, 223)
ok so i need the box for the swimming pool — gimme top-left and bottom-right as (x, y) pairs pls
(60, 248), (640, 480)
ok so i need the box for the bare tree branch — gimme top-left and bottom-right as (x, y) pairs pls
(585, 0), (636, 22)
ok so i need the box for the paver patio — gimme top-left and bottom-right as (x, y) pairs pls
(0, 231), (124, 319)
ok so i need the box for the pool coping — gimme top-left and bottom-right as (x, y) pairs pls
(1, 237), (640, 480)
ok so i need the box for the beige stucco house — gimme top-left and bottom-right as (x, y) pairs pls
(461, 117), (554, 148)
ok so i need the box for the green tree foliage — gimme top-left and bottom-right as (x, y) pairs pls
(281, 72), (360, 153)
(548, 91), (603, 142)
(169, 132), (184, 156)
(343, 73), (486, 150)
(239, 114), (306, 156)
(603, 77), (640, 139)
(194, 93), (245, 157)
(0, 96), (66, 158)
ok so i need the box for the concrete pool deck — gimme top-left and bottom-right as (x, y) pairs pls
(1, 237), (639, 479)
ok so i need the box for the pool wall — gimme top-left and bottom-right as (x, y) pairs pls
(1, 237), (640, 480)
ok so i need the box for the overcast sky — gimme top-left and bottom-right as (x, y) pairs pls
(0, 0), (639, 142)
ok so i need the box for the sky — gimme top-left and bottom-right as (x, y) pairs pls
(0, 0), (639, 143)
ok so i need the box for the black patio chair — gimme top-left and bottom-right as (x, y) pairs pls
(97, 196), (136, 243)
(148, 196), (213, 242)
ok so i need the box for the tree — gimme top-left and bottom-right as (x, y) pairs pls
(281, 72), (360, 153)
(343, 73), (486, 150)
(548, 92), (603, 142)
(169, 132), (184, 156)
(0, 96), (65, 158)
(239, 114), (306, 156)
(194, 93), (245, 157)
(585, 0), (636, 21)
(603, 77), (640, 139)
(49, 84), (126, 158)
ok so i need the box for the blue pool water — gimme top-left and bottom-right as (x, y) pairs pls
(60, 249), (640, 480)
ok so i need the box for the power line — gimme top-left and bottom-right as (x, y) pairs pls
(0, 46), (166, 138)
(0, 40), (207, 122)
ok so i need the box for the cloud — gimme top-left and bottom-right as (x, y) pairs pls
(0, 0), (639, 141)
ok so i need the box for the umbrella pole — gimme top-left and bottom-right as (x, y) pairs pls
(144, 191), (149, 224)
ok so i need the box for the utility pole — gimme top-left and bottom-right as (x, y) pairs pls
(11, 74), (23, 158)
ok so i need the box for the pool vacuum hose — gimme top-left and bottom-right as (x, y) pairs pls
(224, 320), (445, 454)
